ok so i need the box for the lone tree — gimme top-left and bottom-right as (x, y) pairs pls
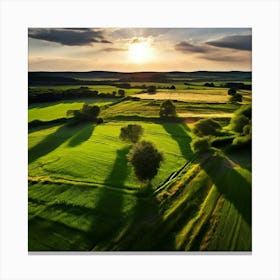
(119, 124), (143, 143)
(118, 89), (125, 97)
(159, 100), (176, 118)
(228, 88), (237, 96)
(147, 85), (156, 94)
(128, 141), (163, 183)
(229, 93), (243, 103)
(67, 104), (100, 123)
(192, 118), (222, 137)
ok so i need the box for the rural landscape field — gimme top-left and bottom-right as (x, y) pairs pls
(28, 28), (252, 251)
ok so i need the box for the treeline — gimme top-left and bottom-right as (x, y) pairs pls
(28, 87), (125, 103)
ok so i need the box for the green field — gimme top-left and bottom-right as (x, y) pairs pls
(28, 81), (252, 251)
(28, 98), (117, 122)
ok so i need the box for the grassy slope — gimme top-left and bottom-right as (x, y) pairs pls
(28, 88), (252, 251)
(28, 98), (117, 122)
(28, 121), (193, 189)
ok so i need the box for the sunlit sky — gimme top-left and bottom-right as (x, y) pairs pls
(28, 28), (252, 72)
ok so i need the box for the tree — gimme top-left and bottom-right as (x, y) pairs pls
(228, 88), (237, 95)
(191, 137), (210, 153)
(81, 104), (100, 121)
(66, 104), (100, 123)
(159, 100), (176, 118)
(128, 141), (163, 183)
(192, 118), (222, 137)
(170, 85), (176, 89)
(118, 89), (125, 97)
(147, 85), (156, 94)
(119, 124), (143, 143)
(229, 93), (243, 103)
(230, 113), (250, 133)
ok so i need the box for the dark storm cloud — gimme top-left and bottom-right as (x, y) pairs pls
(206, 35), (252, 51)
(28, 28), (112, 46)
(174, 41), (210, 53)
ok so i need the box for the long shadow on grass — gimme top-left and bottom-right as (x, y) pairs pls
(68, 124), (94, 147)
(89, 146), (130, 250)
(199, 152), (251, 225)
(114, 193), (168, 251)
(28, 123), (92, 164)
(161, 121), (193, 160)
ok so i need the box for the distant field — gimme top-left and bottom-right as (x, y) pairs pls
(30, 85), (142, 95)
(100, 99), (240, 120)
(134, 89), (252, 103)
(28, 98), (117, 122)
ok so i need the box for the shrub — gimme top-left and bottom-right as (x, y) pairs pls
(228, 88), (237, 95)
(97, 118), (104, 124)
(232, 135), (251, 149)
(191, 137), (210, 153)
(119, 124), (143, 143)
(192, 118), (222, 137)
(229, 93), (243, 103)
(128, 141), (163, 183)
(159, 100), (176, 118)
(118, 89), (125, 97)
(230, 114), (250, 133)
(211, 135), (235, 148)
(147, 85), (156, 94)
(234, 104), (252, 119)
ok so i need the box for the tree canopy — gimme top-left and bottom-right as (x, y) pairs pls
(127, 141), (163, 183)
(119, 124), (143, 143)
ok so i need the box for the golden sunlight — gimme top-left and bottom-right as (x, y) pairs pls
(128, 40), (153, 63)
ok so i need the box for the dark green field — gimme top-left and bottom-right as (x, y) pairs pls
(28, 73), (252, 251)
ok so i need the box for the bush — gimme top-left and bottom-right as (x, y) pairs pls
(229, 93), (243, 103)
(97, 118), (104, 124)
(159, 100), (176, 118)
(232, 135), (251, 149)
(192, 118), (222, 137)
(119, 124), (144, 143)
(147, 85), (156, 94)
(234, 104), (252, 119)
(118, 89), (125, 97)
(228, 88), (237, 95)
(211, 135), (235, 148)
(191, 137), (210, 153)
(230, 114), (250, 133)
(128, 141), (163, 183)
(66, 104), (101, 124)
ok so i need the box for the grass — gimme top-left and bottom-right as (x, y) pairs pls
(28, 98), (117, 122)
(135, 89), (252, 103)
(30, 85), (142, 95)
(28, 121), (193, 190)
(28, 83), (252, 251)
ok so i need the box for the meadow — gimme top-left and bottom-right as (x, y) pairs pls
(28, 78), (252, 251)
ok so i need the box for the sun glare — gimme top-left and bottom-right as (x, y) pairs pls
(128, 41), (153, 63)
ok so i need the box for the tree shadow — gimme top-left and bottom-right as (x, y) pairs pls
(68, 123), (95, 147)
(89, 146), (130, 249)
(28, 124), (85, 164)
(161, 121), (193, 160)
(199, 152), (251, 225)
(114, 193), (166, 251)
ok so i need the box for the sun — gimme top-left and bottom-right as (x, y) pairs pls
(128, 41), (153, 63)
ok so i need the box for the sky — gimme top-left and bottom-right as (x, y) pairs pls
(28, 28), (252, 72)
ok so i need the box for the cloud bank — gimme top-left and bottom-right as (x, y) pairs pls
(28, 28), (112, 46)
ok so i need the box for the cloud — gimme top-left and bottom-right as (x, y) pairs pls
(28, 28), (112, 46)
(174, 41), (211, 54)
(100, 47), (128, 52)
(206, 35), (252, 50)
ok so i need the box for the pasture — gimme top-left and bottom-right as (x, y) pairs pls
(28, 80), (252, 251)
